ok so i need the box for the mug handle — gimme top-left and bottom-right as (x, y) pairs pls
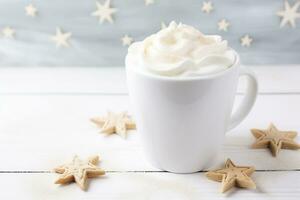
(228, 66), (258, 130)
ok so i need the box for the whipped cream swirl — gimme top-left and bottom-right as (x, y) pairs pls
(126, 21), (236, 77)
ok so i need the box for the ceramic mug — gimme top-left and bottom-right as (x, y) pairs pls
(126, 51), (258, 173)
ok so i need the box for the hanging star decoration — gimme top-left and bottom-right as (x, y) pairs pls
(121, 35), (134, 46)
(54, 155), (105, 190)
(161, 21), (167, 29)
(2, 27), (15, 39)
(91, 111), (136, 138)
(145, 0), (154, 6)
(51, 27), (72, 48)
(240, 34), (253, 47)
(202, 1), (214, 14)
(277, 0), (300, 28)
(218, 19), (230, 32)
(251, 123), (300, 156)
(206, 159), (256, 193)
(92, 0), (117, 24)
(25, 3), (38, 17)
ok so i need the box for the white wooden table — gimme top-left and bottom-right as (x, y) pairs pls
(0, 66), (299, 199)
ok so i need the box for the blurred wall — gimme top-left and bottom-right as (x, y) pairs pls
(0, 0), (299, 66)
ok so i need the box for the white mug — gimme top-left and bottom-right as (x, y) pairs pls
(126, 51), (258, 173)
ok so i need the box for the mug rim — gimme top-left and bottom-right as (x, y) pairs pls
(126, 49), (240, 82)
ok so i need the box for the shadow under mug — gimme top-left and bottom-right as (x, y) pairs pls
(126, 52), (258, 173)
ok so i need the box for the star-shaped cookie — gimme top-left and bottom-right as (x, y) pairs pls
(54, 155), (105, 190)
(145, 0), (154, 6)
(218, 19), (230, 32)
(240, 34), (253, 47)
(277, 0), (300, 28)
(91, 111), (136, 138)
(202, 1), (214, 14)
(51, 27), (72, 48)
(206, 159), (256, 193)
(121, 35), (134, 46)
(91, 0), (117, 24)
(251, 123), (300, 156)
(25, 3), (38, 17)
(2, 27), (15, 39)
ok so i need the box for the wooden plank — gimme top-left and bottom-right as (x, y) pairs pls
(0, 94), (299, 171)
(0, 67), (128, 94)
(0, 65), (299, 94)
(0, 172), (299, 199)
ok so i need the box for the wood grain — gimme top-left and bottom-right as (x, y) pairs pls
(0, 67), (299, 199)
(0, 94), (299, 171)
(0, 65), (299, 94)
(0, 172), (299, 200)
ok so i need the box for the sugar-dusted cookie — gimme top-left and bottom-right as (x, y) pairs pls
(251, 123), (300, 156)
(54, 155), (105, 190)
(206, 159), (256, 193)
(91, 111), (136, 138)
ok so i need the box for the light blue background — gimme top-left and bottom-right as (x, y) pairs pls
(0, 0), (299, 66)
